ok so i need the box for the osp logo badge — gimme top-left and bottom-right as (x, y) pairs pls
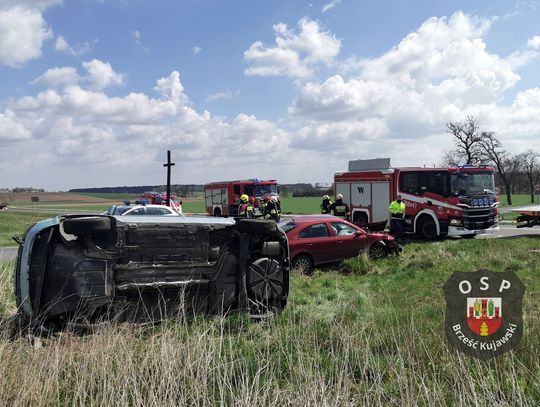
(443, 270), (524, 360)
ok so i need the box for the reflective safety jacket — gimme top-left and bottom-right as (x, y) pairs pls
(329, 199), (349, 220)
(239, 203), (254, 218)
(264, 201), (279, 221)
(321, 198), (332, 214)
(388, 200), (406, 219)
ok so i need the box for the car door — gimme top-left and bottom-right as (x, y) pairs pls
(296, 223), (333, 264)
(330, 221), (369, 260)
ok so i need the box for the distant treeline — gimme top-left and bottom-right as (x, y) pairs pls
(70, 183), (333, 197)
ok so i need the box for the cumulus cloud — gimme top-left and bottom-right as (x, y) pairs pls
(31, 66), (80, 88)
(244, 18), (341, 78)
(82, 59), (125, 90)
(322, 0), (341, 13)
(55, 35), (97, 56)
(191, 46), (202, 55)
(0, 5), (53, 67)
(288, 11), (540, 162)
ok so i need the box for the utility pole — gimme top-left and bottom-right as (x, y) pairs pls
(163, 150), (175, 206)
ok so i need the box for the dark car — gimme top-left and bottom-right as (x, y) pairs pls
(279, 215), (400, 274)
(15, 215), (289, 334)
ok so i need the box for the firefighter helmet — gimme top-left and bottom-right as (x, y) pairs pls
(249, 196), (255, 204)
(337, 193), (343, 200)
(264, 195), (270, 202)
(240, 194), (249, 202)
(322, 195), (329, 200)
(270, 196), (277, 203)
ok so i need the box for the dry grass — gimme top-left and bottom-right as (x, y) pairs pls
(1, 237), (540, 406)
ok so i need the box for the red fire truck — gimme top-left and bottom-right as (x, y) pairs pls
(204, 179), (280, 217)
(334, 158), (499, 239)
(140, 191), (183, 213)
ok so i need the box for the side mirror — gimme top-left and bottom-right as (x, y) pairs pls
(356, 230), (366, 238)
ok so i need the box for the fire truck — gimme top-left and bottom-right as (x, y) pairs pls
(334, 158), (499, 239)
(204, 179), (280, 217)
(140, 191), (183, 213)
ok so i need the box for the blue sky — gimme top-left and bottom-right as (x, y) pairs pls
(1, 0), (539, 190)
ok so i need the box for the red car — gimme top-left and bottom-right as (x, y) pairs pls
(279, 215), (400, 274)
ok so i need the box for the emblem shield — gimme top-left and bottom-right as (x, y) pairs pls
(443, 270), (524, 360)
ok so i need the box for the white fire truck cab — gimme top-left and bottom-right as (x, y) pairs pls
(334, 158), (499, 239)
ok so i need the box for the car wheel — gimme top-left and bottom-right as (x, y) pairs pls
(236, 218), (278, 234)
(292, 254), (314, 275)
(247, 257), (285, 315)
(419, 218), (437, 240)
(214, 207), (221, 217)
(63, 217), (111, 235)
(369, 243), (388, 260)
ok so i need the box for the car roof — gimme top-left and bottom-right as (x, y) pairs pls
(286, 215), (344, 223)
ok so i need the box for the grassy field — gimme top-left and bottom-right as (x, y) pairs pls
(1, 237), (540, 405)
(0, 211), (64, 247)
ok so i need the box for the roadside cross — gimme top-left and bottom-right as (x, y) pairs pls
(163, 150), (175, 206)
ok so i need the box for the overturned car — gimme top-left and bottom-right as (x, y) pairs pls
(15, 214), (289, 333)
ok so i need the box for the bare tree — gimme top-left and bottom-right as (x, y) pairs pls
(479, 133), (522, 205)
(446, 115), (489, 165)
(522, 150), (540, 203)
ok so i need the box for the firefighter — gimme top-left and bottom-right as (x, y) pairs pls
(388, 194), (406, 239)
(264, 196), (280, 222)
(329, 193), (349, 220)
(238, 194), (254, 218)
(320, 194), (332, 214)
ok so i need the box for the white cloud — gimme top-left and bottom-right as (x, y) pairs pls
(191, 46), (202, 55)
(82, 59), (125, 90)
(527, 35), (540, 50)
(31, 66), (80, 88)
(0, 110), (32, 142)
(55, 35), (97, 56)
(1, 1), (62, 10)
(132, 30), (149, 52)
(289, 11), (540, 161)
(322, 0), (341, 14)
(244, 17), (341, 78)
(0, 5), (53, 67)
(205, 90), (238, 103)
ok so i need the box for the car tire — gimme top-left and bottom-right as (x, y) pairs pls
(292, 254), (314, 275)
(246, 257), (286, 316)
(236, 218), (278, 235)
(214, 207), (222, 217)
(63, 217), (112, 235)
(418, 217), (437, 240)
(369, 243), (388, 260)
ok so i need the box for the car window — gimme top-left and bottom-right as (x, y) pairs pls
(331, 222), (357, 236)
(146, 207), (163, 215)
(278, 221), (296, 233)
(299, 223), (330, 239)
(127, 207), (146, 215)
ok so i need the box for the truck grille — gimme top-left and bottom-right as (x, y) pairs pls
(462, 207), (496, 230)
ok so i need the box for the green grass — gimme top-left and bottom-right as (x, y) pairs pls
(1, 238), (540, 405)
(0, 211), (59, 246)
(499, 194), (540, 207)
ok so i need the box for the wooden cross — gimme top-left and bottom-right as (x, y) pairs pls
(163, 150), (175, 206)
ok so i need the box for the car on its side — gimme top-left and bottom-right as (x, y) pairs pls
(279, 215), (400, 274)
(104, 204), (180, 216)
(15, 215), (289, 334)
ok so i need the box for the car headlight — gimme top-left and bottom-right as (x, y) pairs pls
(450, 218), (463, 227)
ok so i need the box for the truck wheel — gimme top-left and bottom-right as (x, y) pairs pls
(369, 243), (388, 260)
(213, 207), (222, 217)
(354, 213), (368, 228)
(292, 254), (314, 275)
(63, 217), (111, 235)
(236, 219), (278, 234)
(419, 218), (437, 240)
